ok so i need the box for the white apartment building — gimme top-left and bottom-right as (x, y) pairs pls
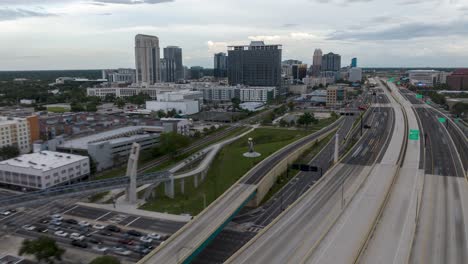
(349, 67), (363, 82)
(0, 151), (89, 190)
(192, 85), (237, 101)
(0, 117), (31, 154)
(146, 100), (199, 115)
(239, 87), (276, 102)
(408, 70), (448, 87)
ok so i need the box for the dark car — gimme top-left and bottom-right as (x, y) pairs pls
(105, 225), (121, 232)
(64, 219), (78, 224)
(87, 237), (102, 244)
(364, 124), (371, 129)
(127, 230), (142, 237)
(35, 227), (48, 233)
(118, 238), (134, 245)
(71, 240), (88, 248)
(99, 231), (112, 236)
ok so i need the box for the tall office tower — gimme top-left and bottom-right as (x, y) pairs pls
(227, 41), (282, 87)
(351, 57), (357, 68)
(160, 58), (176, 82)
(214, 52), (228, 78)
(321, 52), (341, 72)
(292, 64), (308, 81)
(312, 49), (323, 76)
(135, 34), (160, 84)
(163, 46), (183, 81)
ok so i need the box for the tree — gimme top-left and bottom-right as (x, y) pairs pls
(70, 101), (84, 112)
(151, 132), (191, 158)
(19, 236), (65, 264)
(231, 97), (241, 110)
(279, 119), (288, 127)
(287, 101), (295, 112)
(451, 102), (468, 116)
(114, 98), (125, 109)
(104, 93), (116, 102)
(297, 112), (317, 129)
(157, 110), (167, 118)
(193, 131), (202, 138)
(89, 256), (121, 264)
(86, 102), (98, 112)
(331, 111), (339, 120)
(0, 145), (20, 160)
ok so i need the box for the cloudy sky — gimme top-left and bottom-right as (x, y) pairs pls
(1, 0), (468, 70)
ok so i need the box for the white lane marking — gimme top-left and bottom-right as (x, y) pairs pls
(125, 216), (141, 227)
(95, 211), (111, 221)
(352, 145), (363, 158)
(62, 205), (78, 215)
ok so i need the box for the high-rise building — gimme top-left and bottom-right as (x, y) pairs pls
(190, 66), (204, 80)
(322, 52), (341, 72)
(160, 58), (176, 82)
(312, 49), (323, 76)
(292, 64), (308, 81)
(351, 58), (357, 68)
(227, 41), (282, 87)
(214, 52), (228, 78)
(0, 116), (33, 154)
(163, 46), (183, 81)
(349, 67), (362, 82)
(135, 34), (160, 85)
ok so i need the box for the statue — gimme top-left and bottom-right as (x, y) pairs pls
(243, 137), (261, 158)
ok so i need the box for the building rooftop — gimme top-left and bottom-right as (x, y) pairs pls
(0, 151), (88, 171)
(451, 68), (468, 75)
(60, 126), (163, 150)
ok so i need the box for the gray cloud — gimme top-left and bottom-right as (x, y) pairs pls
(328, 20), (468, 40)
(0, 8), (55, 21)
(91, 0), (173, 4)
(282, 23), (298, 28)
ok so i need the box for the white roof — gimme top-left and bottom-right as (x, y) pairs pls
(0, 151), (88, 171)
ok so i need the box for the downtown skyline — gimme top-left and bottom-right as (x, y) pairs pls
(1, 0), (468, 70)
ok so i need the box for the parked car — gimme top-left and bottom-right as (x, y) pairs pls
(147, 233), (161, 240)
(105, 225), (120, 232)
(48, 225), (60, 231)
(139, 236), (152, 243)
(99, 231), (112, 236)
(92, 245), (108, 253)
(113, 247), (132, 256)
(118, 238), (134, 245)
(22, 225), (36, 231)
(35, 227), (48, 233)
(78, 221), (90, 227)
(50, 220), (62, 226)
(70, 233), (85, 241)
(87, 237), (102, 245)
(92, 224), (105, 230)
(51, 214), (63, 221)
(71, 240), (88, 248)
(54, 230), (68, 237)
(64, 219), (78, 224)
(127, 230), (142, 237)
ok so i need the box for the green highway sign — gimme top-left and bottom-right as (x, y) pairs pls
(409, 129), (420, 140)
(416, 94), (423, 99)
(388, 77), (395, 83)
(426, 101), (431, 105)
(397, 81), (401, 85)
(438, 117), (447, 123)
(455, 118), (460, 124)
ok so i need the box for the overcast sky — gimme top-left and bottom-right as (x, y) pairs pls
(1, 0), (468, 70)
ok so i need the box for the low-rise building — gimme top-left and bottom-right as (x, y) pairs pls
(57, 126), (164, 171)
(349, 67), (362, 82)
(447, 69), (468, 90)
(288, 85), (308, 95)
(192, 85), (237, 102)
(408, 70), (448, 87)
(302, 76), (335, 87)
(102, 68), (136, 84)
(0, 116), (35, 154)
(19, 99), (36, 105)
(239, 102), (265, 112)
(0, 151), (89, 190)
(146, 100), (199, 115)
(327, 85), (347, 107)
(239, 86), (276, 102)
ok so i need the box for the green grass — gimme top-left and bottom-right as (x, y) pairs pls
(47, 107), (68, 113)
(140, 122), (335, 215)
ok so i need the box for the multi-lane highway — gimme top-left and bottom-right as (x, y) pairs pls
(227, 81), (398, 264)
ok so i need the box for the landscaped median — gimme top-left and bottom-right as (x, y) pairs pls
(139, 117), (338, 216)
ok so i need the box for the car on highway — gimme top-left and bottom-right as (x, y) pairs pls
(140, 236), (152, 243)
(22, 225), (36, 231)
(78, 221), (90, 227)
(70, 233), (85, 241)
(92, 224), (105, 230)
(51, 214), (63, 221)
(92, 245), (108, 253)
(64, 219), (78, 224)
(113, 246), (132, 256)
(71, 240), (88, 248)
(147, 233), (161, 240)
(105, 225), (120, 232)
(54, 230), (68, 237)
(127, 229), (142, 237)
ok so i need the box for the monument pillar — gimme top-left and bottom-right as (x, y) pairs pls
(125, 143), (140, 204)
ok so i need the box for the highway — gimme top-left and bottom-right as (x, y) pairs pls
(138, 118), (343, 264)
(408, 96), (468, 263)
(228, 81), (398, 264)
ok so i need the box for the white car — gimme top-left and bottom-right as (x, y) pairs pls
(139, 236), (152, 243)
(147, 233), (161, 240)
(92, 245), (108, 253)
(113, 247), (131, 256)
(78, 221), (90, 227)
(22, 225), (36, 231)
(51, 214), (63, 221)
(0, 210), (11, 216)
(70, 233), (85, 241)
(50, 219), (62, 226)
(54, 230), (68, 237)
(92, 224), (105, 230)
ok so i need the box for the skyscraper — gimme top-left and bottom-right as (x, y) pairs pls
(351, 57), (357, 68)
(227, 41), (282, 87)
(135, 34), (160, 85)
(312, 49), (323, 76)
(160, 58), (176, 82)
(322, 52), (341, 72)
(163, 46), (183, 81)
(214, 52), (228, 78)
